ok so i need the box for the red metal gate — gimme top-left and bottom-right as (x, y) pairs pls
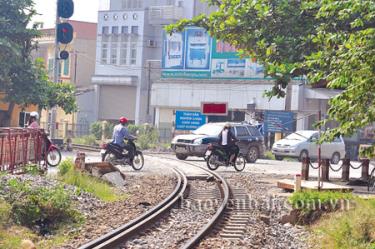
(0, 128), (46, 173)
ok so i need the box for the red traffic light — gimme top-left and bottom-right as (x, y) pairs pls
(57, 23), (73, 44)
(201, 102), (228, 116)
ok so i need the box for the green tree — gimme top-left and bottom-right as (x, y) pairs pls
(167, 0), (375, 157)
(0, 0), (77, 126)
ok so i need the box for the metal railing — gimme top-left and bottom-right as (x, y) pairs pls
(0, 128), (46, 173)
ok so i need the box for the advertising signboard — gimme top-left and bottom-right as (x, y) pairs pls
(162, 27), (265, 80)
(175, 110), (206, 131)
(264, 111), (295, 133)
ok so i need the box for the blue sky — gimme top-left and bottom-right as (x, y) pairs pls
(32, 0), (110, 28)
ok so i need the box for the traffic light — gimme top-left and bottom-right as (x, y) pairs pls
(58, 0), (74, 18)
(57, 23), (73, 44)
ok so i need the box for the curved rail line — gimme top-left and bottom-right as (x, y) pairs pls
(148, 154), (230, 249)
(79, 168), (187, 249)
(74, 145), (230, 249)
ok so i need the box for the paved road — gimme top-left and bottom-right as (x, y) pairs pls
(60, 151), (373, 179)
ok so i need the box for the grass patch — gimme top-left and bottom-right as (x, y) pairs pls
(72, 135), (98, 146)
(57, 159), (126, 202)
(0, 181), (79, 249)
(264, 150), (276, 160)
(311, 198), (375, 249)
(289, 190), (354, 212)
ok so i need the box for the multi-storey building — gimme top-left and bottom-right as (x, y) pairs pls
(92, 0), (215, 124)
(34, 20), (97, 137)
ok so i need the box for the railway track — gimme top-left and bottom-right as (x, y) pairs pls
(75, 145), (230, 249)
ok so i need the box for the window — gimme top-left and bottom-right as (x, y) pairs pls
(102, 26), (109, 35)
(247, 126), (261, 136)
(110, 49), (117, 64)
(130, 41), (137, 65)
(121, 26), (128, 34)
(131, 26), (139, 35)
(122, 0), (142, 9)
(101, 43), (108, 64)
(112, 26), (119, 35)
(19, 112), (30, 127)
(62, 58), (70, 76)
(235, 126), (250, 137)
(120, 42), (128, 65)
(48, 58), (54, 74)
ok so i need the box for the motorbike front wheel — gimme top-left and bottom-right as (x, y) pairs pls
(131, 151), (144, 171)
(47, 147), (62, 167)
(234, 154), (246, 172)
(206, 154), (220, 171)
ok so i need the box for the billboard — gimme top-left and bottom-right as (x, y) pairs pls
(175, 110), (206, 130)
(162, 27), (265, 79)
(264, 111), (295, 133)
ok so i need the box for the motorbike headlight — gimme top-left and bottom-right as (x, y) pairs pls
(193, 139), (202, 145)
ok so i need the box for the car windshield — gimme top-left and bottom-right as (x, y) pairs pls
(192, 124), (224, 136)
(285, 132), (309, 141)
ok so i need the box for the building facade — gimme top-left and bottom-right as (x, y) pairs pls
(92, 0), (215, 124)
(33, 21), (97, 137)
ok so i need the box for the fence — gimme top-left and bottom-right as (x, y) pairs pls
(40, 122), (90, 139)
(301, 157), (372, 182)
(0, 128), (46, 173)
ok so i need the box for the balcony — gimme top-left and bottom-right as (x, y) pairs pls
(148, 5), (184, 25)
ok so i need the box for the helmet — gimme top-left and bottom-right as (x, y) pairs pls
(119, 117), (128, 124)
(30, 111), (39, 120)
(224, 122), (231, 128)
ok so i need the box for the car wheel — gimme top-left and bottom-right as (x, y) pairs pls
(299, 150), (309, 162)
(176, 154), (188, 160)
(275, 155), (283, 161)
(246, 146), (259, 163)
(331, 152), (341, 165)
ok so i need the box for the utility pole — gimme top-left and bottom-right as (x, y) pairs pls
(147, 61), (151, 116)
(51, 0), (61, 138)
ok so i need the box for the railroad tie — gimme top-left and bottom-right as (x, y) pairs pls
(219, 188), (251, 240)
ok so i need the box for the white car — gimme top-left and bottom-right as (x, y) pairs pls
(272, 130), (346, 164)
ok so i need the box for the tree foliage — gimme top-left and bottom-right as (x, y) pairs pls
(167, 0), (375, 157)
(0, 0), (77, 126)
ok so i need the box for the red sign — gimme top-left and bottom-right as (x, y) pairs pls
(201, 102), (228, 116)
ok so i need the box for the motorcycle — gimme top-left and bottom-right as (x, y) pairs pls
(205, 143), (246, 172)
(43, 135), (62, 167)
(100, 139), (144, 171)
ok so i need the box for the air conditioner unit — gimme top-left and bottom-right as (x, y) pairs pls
(147, 40), (157, 48)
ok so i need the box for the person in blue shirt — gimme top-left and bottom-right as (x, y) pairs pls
(113, 117), (135, 159)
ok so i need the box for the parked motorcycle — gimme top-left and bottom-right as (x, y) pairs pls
(100, 139), (144, 171)
(205, 143), (246, 172)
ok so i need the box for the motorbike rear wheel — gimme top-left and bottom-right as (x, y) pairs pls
(131, 151), (144, 171)
(234, 154), (246, 172)
(206, 154), (220, 171)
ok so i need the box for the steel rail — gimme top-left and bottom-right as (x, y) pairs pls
(73, 145), (230, 249)
(146, 155), (230, 249)
(78, 167), (187, 249)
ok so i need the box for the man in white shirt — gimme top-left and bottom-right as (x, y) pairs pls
(218, 123), (239, 165)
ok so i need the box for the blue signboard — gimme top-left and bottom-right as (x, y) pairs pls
(175, 111), (206, 130)
(264, 111), (295, 133)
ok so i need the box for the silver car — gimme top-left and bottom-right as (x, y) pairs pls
(272, 130), (346, 164)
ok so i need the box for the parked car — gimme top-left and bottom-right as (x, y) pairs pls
(271, 130), (346, 164)
(171, 122), (265, 163)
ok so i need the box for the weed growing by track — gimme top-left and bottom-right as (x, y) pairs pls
(58, 159), (126, 202)
(311, 198), (375, 249)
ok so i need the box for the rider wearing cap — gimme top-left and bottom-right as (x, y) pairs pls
(28, 112), (40, 128)
(219, 123), (239, 165)
(113, 117), (135, 159)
